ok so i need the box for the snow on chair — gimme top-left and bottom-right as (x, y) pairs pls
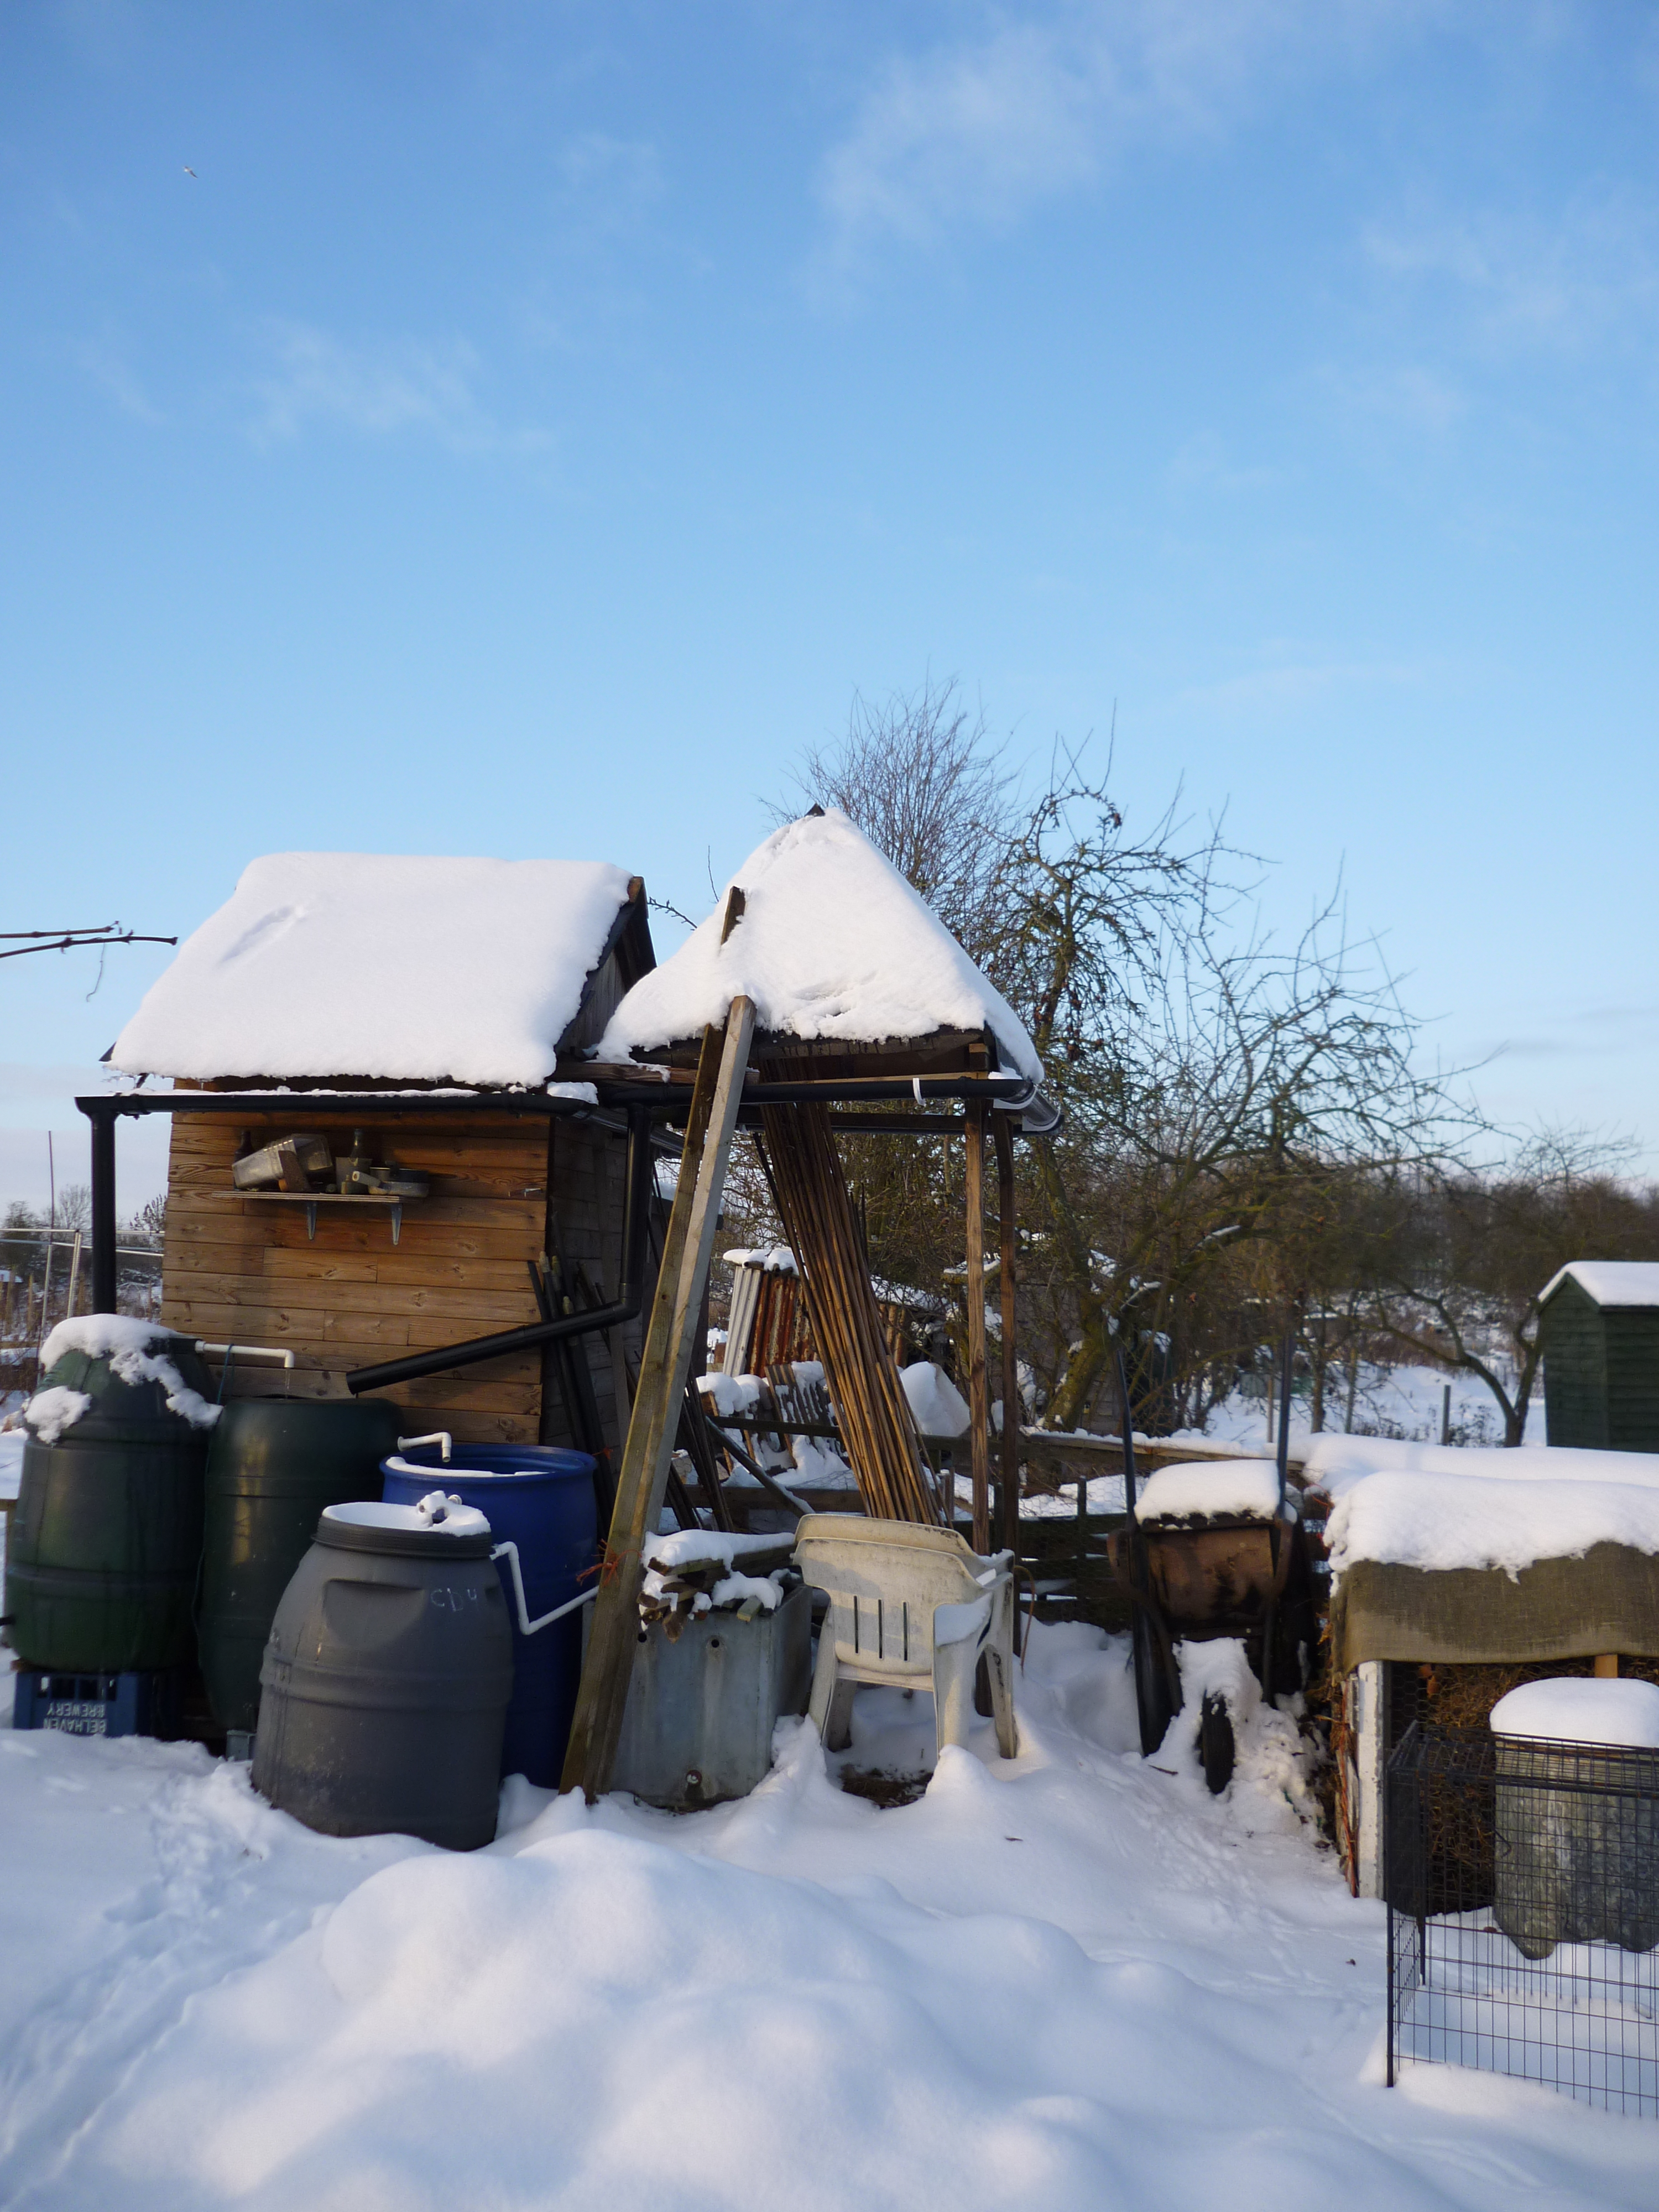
(792, 1513), (1019, 1761)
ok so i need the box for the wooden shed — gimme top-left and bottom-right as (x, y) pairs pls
(92, 853), (659, 1449)
(1541, 1261), (1659, 1452)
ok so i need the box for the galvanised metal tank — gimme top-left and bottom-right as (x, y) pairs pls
(199, 1397), (404, 1735)
(1491, 1678), (1659, 1960)
(5, 1324), (216, 1673)
(382, 1442), (597, 1787)
(253, 1498), (513, 1850)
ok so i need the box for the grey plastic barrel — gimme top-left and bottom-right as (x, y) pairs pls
(252, 1500), (513, 1850)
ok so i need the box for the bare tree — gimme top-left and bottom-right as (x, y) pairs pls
(54, 1183), (92, 1235)
(1358, 1130), (1658, 1445)
(780, 679), (1019, 961)
(774, 686), (1491, 1440)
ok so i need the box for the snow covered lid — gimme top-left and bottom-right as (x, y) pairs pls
(1539, 1261), (1659, 1309)
(39, 1313), (187, 1373)
(1326, 1468), (1659, 1580)
(597, 810), (1041, 1081)
(322, 1499), (492, 1540)
(28, 1315), (221, 1436)
(1489, 1677), (1659, 1750)
(1134, 1459), (1290, 1524)
(111, 852), (639, 1088)
(642, 1528), (788, 1573)
(1301, 1434), (1659, 1498)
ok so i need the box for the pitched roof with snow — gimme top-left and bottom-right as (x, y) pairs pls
(596, 810), (1041, 1080)
(111, 852), (639, 1088)
(1540, 1261), (1659, 1309)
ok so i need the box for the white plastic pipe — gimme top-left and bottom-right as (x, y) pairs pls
(196, 1340), (296, 1369)
(398, 1430), (452, 1463)
(489, 1541), (597, 1636)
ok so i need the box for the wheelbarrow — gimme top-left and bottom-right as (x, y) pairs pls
(1108, 1460), (1317, 1789)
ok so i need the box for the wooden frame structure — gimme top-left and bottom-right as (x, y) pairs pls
(80, 847), (1057, 1806)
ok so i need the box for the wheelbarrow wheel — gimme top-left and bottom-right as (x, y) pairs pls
(1199, 1691), (1235, 1794)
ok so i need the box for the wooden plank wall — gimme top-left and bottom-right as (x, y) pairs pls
(159, 1110), (637, 1448)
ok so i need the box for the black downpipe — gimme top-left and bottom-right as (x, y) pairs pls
(346, 1105), (656, 1395)
(530, 1255), (619, 1539)
(87, 1102), (118, 1314)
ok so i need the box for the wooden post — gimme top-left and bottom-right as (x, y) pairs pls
(993, 1112), (1020, 1558)
(561, 998), (756, 1801)
(965, 1103), (990, 1554)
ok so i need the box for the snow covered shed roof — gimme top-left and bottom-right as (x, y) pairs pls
(1540, 1262), (1659, 1309)
(596, 811), (1042, 1082)
(111, 853), (653, 1089)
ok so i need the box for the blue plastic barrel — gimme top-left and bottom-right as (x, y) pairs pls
(382, 1442), (597, 1787)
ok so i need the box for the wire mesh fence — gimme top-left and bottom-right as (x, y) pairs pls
(1387, 1722), (1659, 2116)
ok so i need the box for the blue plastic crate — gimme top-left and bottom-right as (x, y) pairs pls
(12, 1668), (180, 1739)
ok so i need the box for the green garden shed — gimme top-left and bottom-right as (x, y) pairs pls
(1540, 1261), (1659, 1451)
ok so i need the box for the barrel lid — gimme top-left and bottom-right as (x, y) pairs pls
(25, 1319), (219, 1443)
(317, 1496), (494, 1559)
(383, 1447), (594, 1484)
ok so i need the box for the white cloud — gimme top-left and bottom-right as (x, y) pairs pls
(74, 341), (163, 425)
(1177, 654), (1426, 716)
(1317, 360), (1468, 435)
(819, 22), (1105, 251)
(557, 131), (661, 210)
(1363, 188), (1659, 358)
(251, 323), (547, 453)
(812, 0), (1409, 283)
(1167, 430), (1280, 494)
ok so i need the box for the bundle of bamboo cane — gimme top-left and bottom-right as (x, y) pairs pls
(758, 1102), (941, 1525)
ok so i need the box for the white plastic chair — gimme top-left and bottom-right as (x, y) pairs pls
(792, 1513), (1019, 1760)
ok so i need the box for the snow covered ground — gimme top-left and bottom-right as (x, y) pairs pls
(2, 1629), (1652, 2210)
(1197, 1363), (1537, 1452)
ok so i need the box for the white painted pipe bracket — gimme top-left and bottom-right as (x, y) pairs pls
(398, 1431), (452, 1463)
(489, 1541), (597, 1636)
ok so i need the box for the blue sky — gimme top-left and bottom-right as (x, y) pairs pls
(3, 0), (1657, 1210)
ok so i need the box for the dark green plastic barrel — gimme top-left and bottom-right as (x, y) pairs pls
(199, 1397), (404, 1734)
(5, 1332), (216, 1672)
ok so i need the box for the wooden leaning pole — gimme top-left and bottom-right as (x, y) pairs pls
(962, 1100), (1021, 1557)
(993, 1110), (1020, 1557)
(964, 1103), (992, 1554)
(561, 995), (757, 1802)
